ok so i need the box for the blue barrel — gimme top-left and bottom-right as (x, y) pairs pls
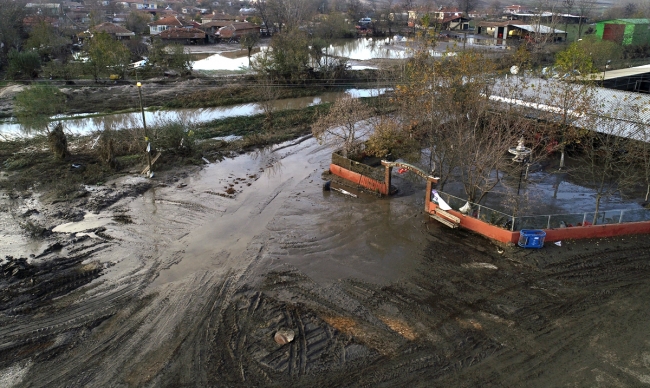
(518, 230), (546, 249)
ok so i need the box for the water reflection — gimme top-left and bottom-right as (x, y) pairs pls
(193, 49), (266, 71)
(327, 38), (412, 60)
(0, 89), (388, 137)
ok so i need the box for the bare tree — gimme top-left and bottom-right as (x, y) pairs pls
(312, 96), (374, 158)
(570, 100), (634, 224)
(457, 0), (479, 17)
(539, 42), (598, 169)
(575, 0), (598, 40)
(268, 0), (317, 31)
(563, 0), (575, 40)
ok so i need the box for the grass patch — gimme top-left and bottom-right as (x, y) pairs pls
(163, 84), (329, 109)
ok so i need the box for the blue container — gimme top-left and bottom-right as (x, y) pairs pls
(518, 229), (546, 249)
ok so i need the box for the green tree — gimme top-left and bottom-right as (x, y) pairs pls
(6, 49), (41, 79)
(576, 35), (623, 68)
(0, 2), (27, 68)
(14, 84), (69, 159)
(86, 32), (131, 81)
(252, 28), (311, 81)
(126, 11), (151, 35)
(165, 44), (193, 75)
(25, 21), (71, 61)
(146, 41), (193, 75)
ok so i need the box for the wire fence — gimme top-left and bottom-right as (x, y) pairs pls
(434, 191), (650, 231)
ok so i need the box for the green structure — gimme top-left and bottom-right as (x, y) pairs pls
(595, 19), (650, 46)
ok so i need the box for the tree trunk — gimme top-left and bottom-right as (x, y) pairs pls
(593, 194), (601, 225)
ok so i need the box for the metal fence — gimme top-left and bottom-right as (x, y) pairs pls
(436, 192), (515, 230)
(435, 191), (650, 231)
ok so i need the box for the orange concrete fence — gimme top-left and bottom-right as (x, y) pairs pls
(427, 201), (650, 244)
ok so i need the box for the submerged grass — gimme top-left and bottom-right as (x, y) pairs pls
(0, 95), (390, 202)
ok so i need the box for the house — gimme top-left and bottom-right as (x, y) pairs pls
(239, 8), (257, 16)
(22, 16), (59, 28)
(25, 3), (61, 16)
(476, 20), (566, 41)
(504, 4), (528, 14)
(149, 15), (194, 35)
(181, 6), (200, 14)
(159, 27), (206, 44)
(201, 13), (240, 24)
(217, 22), (260, 40)
(90, 22), (135, 39)
(432, 8), (470, 30)
(434, 6), (463, 20)
(200, 20), (234, 42)
(115, 0), (159, 10)
(595, 19), (650, 46)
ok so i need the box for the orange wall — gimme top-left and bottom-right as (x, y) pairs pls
(543, 222), (650, 242)
(428, 201), (650, 244)
(329, 164), (388, 195)
(428, 202), (519, 244)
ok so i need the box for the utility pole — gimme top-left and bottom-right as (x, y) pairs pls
(137, 81), (152, 177)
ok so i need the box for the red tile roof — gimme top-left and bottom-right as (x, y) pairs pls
(159, 27), (206, 39)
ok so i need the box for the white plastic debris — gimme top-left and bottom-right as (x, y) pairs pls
(274, 328), (295, 345)
(554, 241), (562, 246)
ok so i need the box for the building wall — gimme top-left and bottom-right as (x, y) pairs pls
(631, 23), (650, 46)
(596, 20), (650, 46)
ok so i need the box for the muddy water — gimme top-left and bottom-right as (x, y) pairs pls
(2, 136), (650, 386)
(0, 88), (387, 136)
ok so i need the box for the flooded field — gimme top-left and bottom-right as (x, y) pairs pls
(2, 136), (650, 387)
(0, 88), (387, 137)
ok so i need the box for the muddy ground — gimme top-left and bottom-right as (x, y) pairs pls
(1, 136), (650, 387)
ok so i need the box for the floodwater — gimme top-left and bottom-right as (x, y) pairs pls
(191, 38), (420, 71)
(2, 136), (650, 386)
(326, 38), (412, 60)
(0, 88), (387, 136)
(193, 48), (266, 71)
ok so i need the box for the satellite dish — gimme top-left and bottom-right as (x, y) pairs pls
(510, 65), (519, 75)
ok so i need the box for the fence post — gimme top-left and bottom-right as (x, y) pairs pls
(619, 210), (624, 224)
(511, 216), (515, 231)
(547, 215), (551, 229)
(477, 205), (481, 219)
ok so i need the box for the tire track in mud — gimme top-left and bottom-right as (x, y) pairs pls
(213, 228), (650, 387)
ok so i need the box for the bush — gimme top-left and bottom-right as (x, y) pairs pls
(154, 119), (195, 156)
(6, 49), (41, 79)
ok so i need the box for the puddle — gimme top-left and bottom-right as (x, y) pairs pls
(52, 213), (113, 234)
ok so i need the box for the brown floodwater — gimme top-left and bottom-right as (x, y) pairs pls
(1, 137), (650, 387)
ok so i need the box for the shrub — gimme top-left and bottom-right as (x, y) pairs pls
(6, 49), (41, 79)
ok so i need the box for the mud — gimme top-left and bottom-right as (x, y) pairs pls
(1, 137), (650, 387)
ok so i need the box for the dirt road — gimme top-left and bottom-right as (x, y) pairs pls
(2, 137), (650, 387)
